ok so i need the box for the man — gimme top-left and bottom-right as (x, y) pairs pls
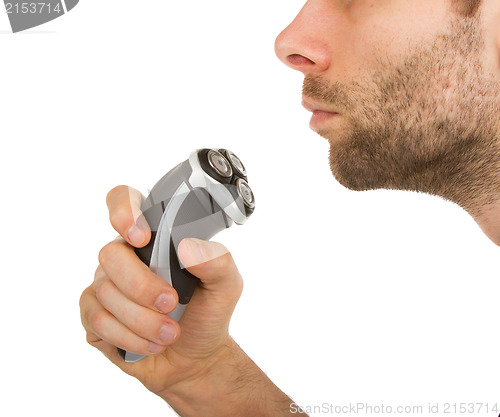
(80, 0), (500, 415)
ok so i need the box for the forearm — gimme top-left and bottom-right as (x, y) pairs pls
(160, 337), (301, 417)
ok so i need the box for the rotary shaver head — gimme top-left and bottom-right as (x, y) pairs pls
(193, 148), (255, 219)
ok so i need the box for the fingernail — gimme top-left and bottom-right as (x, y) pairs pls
(186, 239), (206, 265)
(159, 324), (176, 343)
(155, 293), (175, 313)
(179, 238), (228, 268)
(128, 225), (145, 246)
(180, 238), (207, 267)
(149, 342), (164, 354)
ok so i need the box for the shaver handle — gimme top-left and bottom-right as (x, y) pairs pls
(118, 187), (231, 362)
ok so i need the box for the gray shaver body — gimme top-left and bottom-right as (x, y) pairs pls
(118, 149), (255, 362)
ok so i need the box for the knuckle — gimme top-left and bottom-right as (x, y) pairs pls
(224, 271), (243, 301)
(234, 273), (244, 295)
(128, 270), (152, 301)
(79, 292), (91, 327)
(94, 277), (112, 304)
(213, 249), (233, 270)
(98, 245), (110, 266)
(129, 312), (149, 335)
(89, 310), (107, 335)
(94, 265), (102, 277)
(79, 287), (90, 310)
(85, 332), (99, 347)
(98, 241), (120, 266)
(94, 265), (106, 283)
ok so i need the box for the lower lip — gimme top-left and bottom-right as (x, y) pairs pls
(310, 111), (338, 129)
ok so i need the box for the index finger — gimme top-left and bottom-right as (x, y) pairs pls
(106, 185), (151, 248)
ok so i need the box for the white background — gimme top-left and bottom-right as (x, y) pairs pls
(0, 1), (499, 416)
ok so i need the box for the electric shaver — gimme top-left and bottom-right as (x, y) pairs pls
(118, 148), (255, 362)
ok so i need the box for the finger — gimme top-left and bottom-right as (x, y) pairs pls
(98, 239), (179, 314)
(94, 275), (180, 346)
(177, 238), (243, 299)
(106, 185), (151, 248)
(80, 286), (167, 357)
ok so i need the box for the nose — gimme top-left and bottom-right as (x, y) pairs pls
(274, 1), (332, 74)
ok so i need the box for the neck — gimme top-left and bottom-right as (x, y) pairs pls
(419, 132), (500, 245)
(409, 154), (500, 246)
(470, 199), (500, 246)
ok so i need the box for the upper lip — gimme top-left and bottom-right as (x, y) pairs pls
(301, 97), (338, 114)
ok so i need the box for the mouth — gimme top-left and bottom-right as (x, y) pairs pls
(301, 97), (339, 130)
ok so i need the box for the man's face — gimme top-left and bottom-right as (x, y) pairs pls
(275, 0), (500, 216)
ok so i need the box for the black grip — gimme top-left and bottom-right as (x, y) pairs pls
(169, 236), (200, 304)
(117, 348), (126, 360)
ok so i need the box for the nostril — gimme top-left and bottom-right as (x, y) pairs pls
(287, 54), (315, 67)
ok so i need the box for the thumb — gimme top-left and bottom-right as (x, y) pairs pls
(177, 238), (242, 292)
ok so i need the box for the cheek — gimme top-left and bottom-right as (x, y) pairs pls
(479, 0), (500, 79)
(331, 1), (451, 79)
(329, 32), (391, 81)
(495, 34), (500, 81)
(481, 34), (500, 78)
(329, 22), (428, 83)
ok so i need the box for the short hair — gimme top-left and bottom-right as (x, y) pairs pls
(453, 0), (482, 16)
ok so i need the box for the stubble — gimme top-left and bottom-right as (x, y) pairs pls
(303, 16), (500, 217)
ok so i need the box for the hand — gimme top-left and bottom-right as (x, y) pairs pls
(79, 185), (243, 397)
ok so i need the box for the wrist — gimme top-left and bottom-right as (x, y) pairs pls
(159, 337), (293, 417)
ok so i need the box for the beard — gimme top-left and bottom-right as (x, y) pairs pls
(303, 16), (500, 217)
